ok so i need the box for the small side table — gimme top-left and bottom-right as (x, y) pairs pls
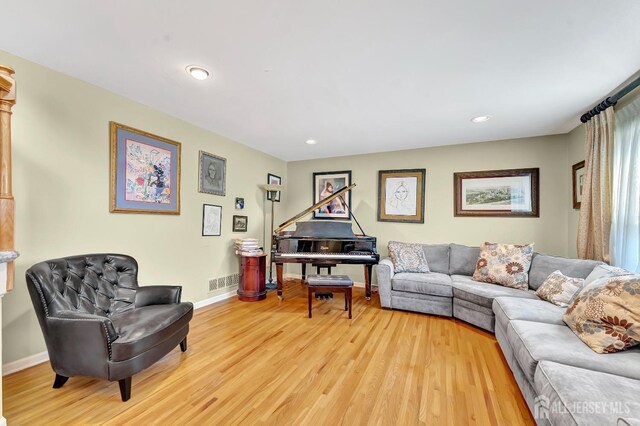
(237, 254), (266, 302)
(306, 274), (353, 319)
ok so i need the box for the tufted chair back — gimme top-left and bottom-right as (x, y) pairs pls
(26, 254), (139, 318)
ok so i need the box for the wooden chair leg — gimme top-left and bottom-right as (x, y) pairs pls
(52, 374), (68, 389)
(344, 291), (348, 311)
(348, 288), (352, 319)
(180, 337), (188, 352)
(119, 377), (132, 402)
(308, 287), (313, 318)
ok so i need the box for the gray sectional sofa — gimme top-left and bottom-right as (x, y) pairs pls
(375, 243), (640, 426)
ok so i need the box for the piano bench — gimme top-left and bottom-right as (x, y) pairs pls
(306, 275), (353, 319)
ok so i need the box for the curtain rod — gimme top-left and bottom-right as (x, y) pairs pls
(580, 75), (640, 123)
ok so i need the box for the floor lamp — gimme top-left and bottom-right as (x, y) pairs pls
(260, 183), (285, 289)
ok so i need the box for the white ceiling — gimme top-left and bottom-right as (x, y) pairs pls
(2, 1), (640, 161)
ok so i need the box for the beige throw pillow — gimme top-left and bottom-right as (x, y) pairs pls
(535, 270), (584, 307)
(563, 275), (640, 353)
(388, 241), (430, 273)
(472, 242), (534, 290)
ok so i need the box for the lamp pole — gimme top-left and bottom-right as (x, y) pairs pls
(260, 183), (284, 290)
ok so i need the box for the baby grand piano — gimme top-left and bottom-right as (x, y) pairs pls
(272, 184), (379, 300)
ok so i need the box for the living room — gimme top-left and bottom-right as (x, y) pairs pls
(1, 1), (639, 425)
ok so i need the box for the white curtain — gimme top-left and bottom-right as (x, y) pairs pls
(611, 96), (640, 272)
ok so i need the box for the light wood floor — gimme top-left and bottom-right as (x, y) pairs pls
(4, 279), (534, 425)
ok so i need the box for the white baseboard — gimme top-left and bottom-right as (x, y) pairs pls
(2, 290), (237, 376)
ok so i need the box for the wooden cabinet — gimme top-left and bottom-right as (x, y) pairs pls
(237, 254), (266, 301)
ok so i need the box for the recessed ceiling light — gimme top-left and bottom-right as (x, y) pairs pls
(305, 139), (317, 145)
(471, 115), (491, 123)
(186, 65), (210, 80)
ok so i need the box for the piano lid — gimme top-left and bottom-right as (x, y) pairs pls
(274, 183), (356, 234)
(292, 221), (355, 238)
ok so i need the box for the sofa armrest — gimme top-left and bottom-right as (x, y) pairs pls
(375, 258), (394, 308)
(135, 285), (182, 307)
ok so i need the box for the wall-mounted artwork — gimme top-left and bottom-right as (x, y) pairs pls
(233, 215), (248, 232)
(199, 151), (226, 196)
(235, 197), (245, 209)
(267, 173), (282, 202)
(312, 170), (352, 220)
(572, 161), (585, 209)
(377, 169), (425, 223)
(454, 168), (539, 217)
(110, 122), (181, 214)
(202, 204), (222, 236)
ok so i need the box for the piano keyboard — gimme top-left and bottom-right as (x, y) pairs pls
(278, 252), (374, 259)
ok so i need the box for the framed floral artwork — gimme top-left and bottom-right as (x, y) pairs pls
(312, 170), (352, 220)
(377, 169), (425, 223)
(110, 122), (181, 214)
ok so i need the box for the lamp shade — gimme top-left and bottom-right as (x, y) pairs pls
(260, 184), (285, 192)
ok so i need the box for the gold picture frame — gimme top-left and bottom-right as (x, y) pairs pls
(377, 169), (426, 223)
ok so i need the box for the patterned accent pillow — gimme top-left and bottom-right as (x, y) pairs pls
(535, 270), (584, 307)
(388, 241), (430, 273)
(584, 264), (633, 287)
(563, 275), (640, 353)
(472, 242), (534, 290)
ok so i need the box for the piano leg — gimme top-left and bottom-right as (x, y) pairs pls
(276, 263), (284, 299)
(301, 264), (306, 281)
(364, 265), (372, 300)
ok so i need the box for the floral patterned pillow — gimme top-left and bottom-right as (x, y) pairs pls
(563, 275), (640, 353)
(583, 264), (633, 287)
(388, 241), (430, 273)
(472, 242), (534, 290)
(535, 270), (584, 307)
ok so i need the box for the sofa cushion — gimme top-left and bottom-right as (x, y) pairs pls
(392, 272), (452, 297)
(451, 275), (539, 309)
(535, 270), (584, 307)
(506, 320), (640, 384)
(388, 241), (430, 273)
(472, 242), (534, 290)
(448, 244), (480, 276)
(493, 297), (566, 333)
(534, 361), (640, 426)
(422, 244), (450, 274)
(528, 253), (601, 290)
(110, 302), (193, 362)
(563, 274), (640, 353)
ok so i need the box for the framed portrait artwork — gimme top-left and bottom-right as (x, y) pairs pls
(109, 122), (181, 214)
(377, 169), (426, 223)
(235, 197), (245, 209)
(202, 204), (222, 236)
(454, 168), (540, 217)
(572, 160), (586, 209)
(199, 151), (226, 196)
(267, 173), (281, 202)
(312, 170), (352, 220)
(232, 215), (248, 232)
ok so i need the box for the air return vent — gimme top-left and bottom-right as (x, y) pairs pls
(208, 273), (239, 292)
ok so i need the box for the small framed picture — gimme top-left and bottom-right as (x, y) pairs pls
(267, 173), (281, 202)
(199, 151), (226, 196)
(572, 160), (586, 209)
(312, 170), (352, 220)
(232, 215), (248, 232)
(235, 197), (245, 209)
(378, 169), (425, 223)
(202, 204), (222, 236)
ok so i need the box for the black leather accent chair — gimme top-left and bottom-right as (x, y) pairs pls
(25, 254), (193, 401)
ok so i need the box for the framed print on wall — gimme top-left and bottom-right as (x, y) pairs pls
(572, 160), (585, 209)
(454, 168), (539, 217)
(377, 169), (426, 223)
(232, 215), (248, 232)
(312, 170), (352, 220)
(109, 122), (181, 214)
(267, 173), (281, 202)
(202, 204), (222, 236)
(199, 151), (226, 196)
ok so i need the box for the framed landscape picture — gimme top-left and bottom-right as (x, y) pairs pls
(199, 151), (226, 196)
(377, 169), (426, 223)
(109, 122), (181, 214)
(572, 160), (585, 209)
(454, 168), (539, 217)
(267, 173), (281, 202)
(312, 170), (352, 220)
(232, 215), (248, 232)
(202, 204), (222, 236)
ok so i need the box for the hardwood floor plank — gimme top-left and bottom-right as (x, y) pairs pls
(4, 279), (534, 425)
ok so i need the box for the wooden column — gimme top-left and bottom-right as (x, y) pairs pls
(0, 66), (16, 292)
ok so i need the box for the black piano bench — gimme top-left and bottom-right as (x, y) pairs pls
(306, 274), (353, 319)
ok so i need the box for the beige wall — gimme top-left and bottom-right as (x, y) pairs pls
(567, 124), (586, 257)
(285, 135), (572, 282)
(1, 50), (286, 364)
